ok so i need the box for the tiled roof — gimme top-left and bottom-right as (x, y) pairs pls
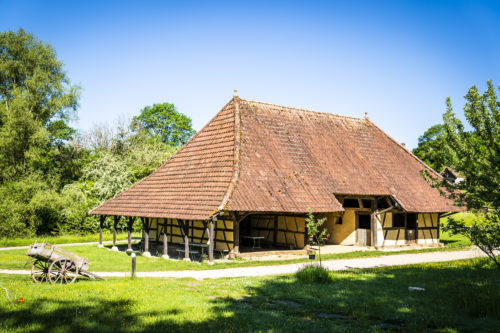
(90, 97), (462, 219)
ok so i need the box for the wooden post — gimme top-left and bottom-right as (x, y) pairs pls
(179, 220), (190, 261)
(162, 219), (169, 259)
(370, 199), (378, 248)
(142, 217), (151, 257)
(233, 219), (240, 256)
(404, 213), (408, 244)
(127, 217), (134, 253)
(111, 216), (119, 251)
(98, 215), (105, 248)
(209, 217), (215, 263)
(273, 215), (278, 246)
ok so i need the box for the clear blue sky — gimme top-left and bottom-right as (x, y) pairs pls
(1, 0), (499, 149)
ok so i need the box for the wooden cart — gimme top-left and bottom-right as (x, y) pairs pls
(26, 242), (104, 284)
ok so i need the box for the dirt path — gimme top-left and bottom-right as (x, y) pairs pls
(0, 248), (486, 280)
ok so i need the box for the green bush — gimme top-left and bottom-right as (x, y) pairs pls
(296, 264), (333, 284)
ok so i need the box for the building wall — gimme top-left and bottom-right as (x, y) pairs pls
(148, 218), (234, 251)
(417, 213), (439, 245)
(326, 211), (355, 245)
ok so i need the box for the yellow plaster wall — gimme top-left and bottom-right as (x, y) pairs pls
(327, 211), (356, 245)
(417, 213), (439, 245)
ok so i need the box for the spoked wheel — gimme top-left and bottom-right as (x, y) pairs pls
(31, 260), (50, 283)
(48, 258), (79, 284)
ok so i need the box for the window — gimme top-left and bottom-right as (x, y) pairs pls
(358, 214), (370, 229)
(336, 217), (343, 224)
(393, 214), (404, 228)
(407, 213), (417, 229)
(343, 199), (359, 208)
(361, 199), (372, 209)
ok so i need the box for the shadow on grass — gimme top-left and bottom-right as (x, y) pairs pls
(1, 260), (499, 332)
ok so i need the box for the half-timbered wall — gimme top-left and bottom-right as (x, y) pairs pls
(417, 213), (439, 245)
(148, 218), (235, 251)
(243, 215), (306, 249)
(376, 212), (406, 247)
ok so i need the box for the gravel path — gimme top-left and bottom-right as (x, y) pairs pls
(0, 248), (486, 280)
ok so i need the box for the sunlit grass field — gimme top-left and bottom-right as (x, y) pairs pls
(0, 258), (498, 332)
(0, 232), (141, 247)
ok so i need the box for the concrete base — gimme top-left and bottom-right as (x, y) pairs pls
(142, 251), (151, 257)
(98, 244), (104, 248)
(161, 254), (170, 259)
(111, 246), (119, 251)
(126, 248), (133, 253)
(183, 258), (191, 262)
(208, 261), (214, 266)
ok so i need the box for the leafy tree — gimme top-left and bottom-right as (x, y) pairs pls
(0, 29), (80, 180)
(133, 103), (196, 146)
(439, 81), (500, 267)
(305, 208), (328, 266)
(412, 124), (456, 171)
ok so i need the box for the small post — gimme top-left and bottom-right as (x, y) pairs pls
(111, 216), (119, 251)
(142, 217), (151, 257)
(126, 217), (134, 253)
(98, 215), (105, 248)
(131, 253), (136, 279)
(162, 219), (169, 259)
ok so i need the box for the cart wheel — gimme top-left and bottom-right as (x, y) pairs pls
(48, 258), (79, 284)
(31, 260), (50, 283)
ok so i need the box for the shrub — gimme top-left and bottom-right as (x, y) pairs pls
(296, 264), (333, 284)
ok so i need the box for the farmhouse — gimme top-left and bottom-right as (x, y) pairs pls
(90, 93), (462, 261)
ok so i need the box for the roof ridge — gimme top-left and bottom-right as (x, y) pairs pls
(240, 98), (365, 121)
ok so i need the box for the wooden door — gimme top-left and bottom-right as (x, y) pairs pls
(357, 213), (371, 246)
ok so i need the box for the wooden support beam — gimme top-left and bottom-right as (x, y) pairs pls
(162, 219), (169, 259)
(142, 217), (151, 257)
(370, 199), (378, 247)
(233, 214), (240, 256)
(111, 216), (120, 251)
(209, 217), (215, 263)
(127, 217), (134, 252)
(179, 220), (190, 261)
(99, 215), (105, 248)
(273, 215), (278, 246)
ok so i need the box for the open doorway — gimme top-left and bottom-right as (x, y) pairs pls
(357, 213), (371, 246)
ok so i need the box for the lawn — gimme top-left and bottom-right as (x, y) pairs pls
(0, 258), (498, 332)
(0, 238), (471, 273)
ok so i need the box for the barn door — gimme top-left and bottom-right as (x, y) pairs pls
(357, 213), (371, 246)
(406, 213), (417, 244)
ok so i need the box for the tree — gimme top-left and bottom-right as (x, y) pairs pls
(412, 124), (457, 171)
(0, 29), (80, 181)
(439, 81), (500, 267)
(305, 208), (328, 266)
(132, 103), (196, 146)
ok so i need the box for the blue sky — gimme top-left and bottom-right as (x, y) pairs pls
(1, 0), (499, 149)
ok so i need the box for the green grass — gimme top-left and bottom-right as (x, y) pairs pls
(0, 239), (472, 273)
(0, 258), (498, 332)
(0, 232), (141, 247)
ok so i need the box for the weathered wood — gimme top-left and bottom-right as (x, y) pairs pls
(273, 215), (278, 246)
(99, 215), (105, 248)
(142, 217), (151, 257)
(178, 220), (190, 261)
(370, 199), (377, 247)
(162, 219), (169, 259)
(209, 218), (215, 262)
(127, 217), (134, 252)
(233, 214), (240, 255)
(112, 216), (120, 251)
